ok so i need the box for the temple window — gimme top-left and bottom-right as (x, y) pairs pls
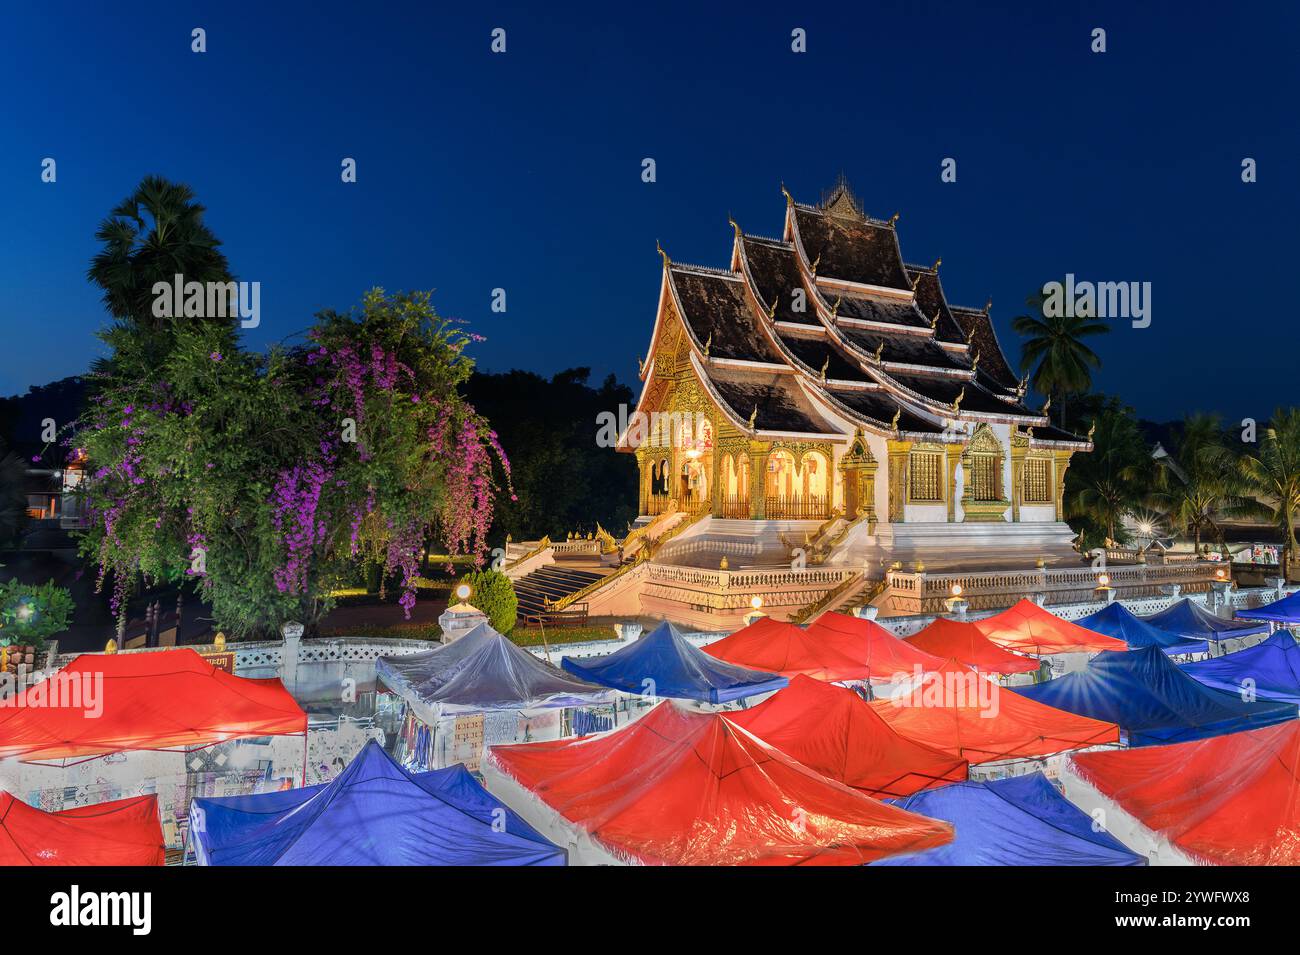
(908, 450), (943, 503)
(1023, 457), (1052, 504)
(969, 452), (1001, 502)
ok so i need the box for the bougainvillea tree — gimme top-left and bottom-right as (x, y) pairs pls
(78, 287), (510, 638)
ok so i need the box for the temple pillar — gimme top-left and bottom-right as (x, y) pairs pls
(886, 440), (911, 523)
(1009, 434), (1028, 523)
(945, 444), (962, 523)
(635, 451), (650, 515)
(709, 449), (722, 517)
(1053, 450), (1073, 521)
(748, 446), (770, 520)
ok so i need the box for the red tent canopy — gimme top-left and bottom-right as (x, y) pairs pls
(488, 700), (953, 866)
(974, 599), (1127, 655)
(0, 793), (164, 866)
(703, 616), (872, 681)
(904, 618), (1040, 675)
(729, 675), (968, 798)
(0, 648), (307, 761)
(804, 613), (947, 680)
(870, 660), (1120, 763)
(1070, 721), (1300, 865)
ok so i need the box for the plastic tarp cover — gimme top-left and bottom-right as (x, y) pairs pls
(0, 648), (306, 761)
(1016, 645), (1296, 746)
(560, 621), (787, 703)
(804, 613), (947, 681)
(0, 793), (165, 866)
(189, 741), (564, 865)
(873, 772), (1144, 866)
(1182, 631), (1300, 705)
(375, 623), (615, 719)
(1142, 598), (1269, 642)
(973, 599), (1128, 655)
(728, 675), (968, 798)
(1069, 720), (1300, 865)
(903, 618), (1041, 675)
(870, 660), (1120, 763)
(487, 700), (954, 866)
(1236, 589), (1300, 623)
(1076, 602), (1208, 655)
(703, 616), (874, 681)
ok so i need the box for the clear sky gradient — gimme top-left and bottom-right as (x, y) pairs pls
(2, 1), (1296, 422)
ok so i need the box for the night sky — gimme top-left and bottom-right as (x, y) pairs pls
(3, 1), (1296, 423)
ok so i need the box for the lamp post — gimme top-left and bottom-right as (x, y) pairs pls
(1209, 567), (1233, 614)
(743, 595), (767, 627)
(1094, 573), (1115, 605)
(943, 583), (968, 618)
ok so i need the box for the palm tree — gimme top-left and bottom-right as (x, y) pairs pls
(1239, 408), (1300, 577)
(87, 176), (234, 380)
(1011, 292), (1109, 429)
(1149, 414), (1265, 555)
(1065, 404), (1151, 547)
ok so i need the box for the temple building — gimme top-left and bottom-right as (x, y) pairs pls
(619, 180), (1092, 572)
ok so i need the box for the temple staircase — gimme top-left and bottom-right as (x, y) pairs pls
(512, 564), (608, 618)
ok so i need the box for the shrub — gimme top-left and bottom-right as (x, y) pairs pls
(456, 569), (518, 634)
(0, 580), (75, 650)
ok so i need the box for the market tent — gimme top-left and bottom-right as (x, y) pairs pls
(1067, 720), (1300, 865)
(1236, 589), (1300, 624)
(870, 660), (1120, 763)
(973, 599), (1127, 655)
(903, 618), (1040, 675)
(189, 741), (564, 866)
(728, 675), (968, 798)
(0, 793), (164, 866)
(1183, 631), (1300, 705)
(804, 613), (947, 680)
(873, 773), (1144, 866)
(1016, 645), (1295, 746)
(702, 616), (873, 681)
(485, 700), (954, 866)
(1142, 598), (1269, 644)
(560, 621), (787, 703)
(376, 623), (615, 719)
(1076, 602), (1208, 655)
(0, 648), (306, 761)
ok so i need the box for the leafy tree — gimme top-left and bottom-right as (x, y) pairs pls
(77, 177), (511, 638)
(1149, 413), (1264, 554)
(456, 568), (518, 634)
(1012, 292), (1109, 429)
(1239, 408), (1300, 576)
(0, 580), (74, 650)
(463, 369), (637, 541)
(1065, 400), (1152, 549)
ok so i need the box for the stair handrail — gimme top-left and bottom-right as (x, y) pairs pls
(552, 551), (651, 611)
(788, 570), (865, 625)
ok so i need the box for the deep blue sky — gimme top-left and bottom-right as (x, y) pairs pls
(2, 1), (1296, 422)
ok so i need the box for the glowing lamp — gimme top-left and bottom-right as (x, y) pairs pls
(750, 596), (763, 610)
(1097, 573), (1110, 587)
(455, 583), (473, 602)
(950, 583), (963, 597)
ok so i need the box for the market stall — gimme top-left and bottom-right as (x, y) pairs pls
(0, 792), (165, 866)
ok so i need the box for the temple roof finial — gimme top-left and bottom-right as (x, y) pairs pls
(748, 406), (758, 431)
(890, 408), (901, 432)
(888, 212), (900, 227)
(781, 182), (794, 207)
(953, 386), (966, 413)
(932, 258), (942, 272)
(728, 214), (741, 240)
(656, 239), (670, 269)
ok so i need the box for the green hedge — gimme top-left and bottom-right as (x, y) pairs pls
(456, 569), (518, 634)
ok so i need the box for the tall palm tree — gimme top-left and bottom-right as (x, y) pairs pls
(1150, 414), (1266, 555)
(1011, 292), (1109, 429)
(1065, 404), (1151, 547)
(1239, 408), (1300, 577)
(87, 176), (234, 380)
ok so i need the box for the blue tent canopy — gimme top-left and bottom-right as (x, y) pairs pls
(1237, 589), (1300, 624)
(873, 773), (1144, 866)
(560, 621), (788, 704)
(1016, 645), (1296, 746)
(1075, 601), (1208, 655)
(1142, 598), (1270, 643)
(188, 741), (566, 866)
(1183, 631), (1300, 705)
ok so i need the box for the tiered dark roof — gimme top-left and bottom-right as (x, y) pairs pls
(638, 184), (1090, 448)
